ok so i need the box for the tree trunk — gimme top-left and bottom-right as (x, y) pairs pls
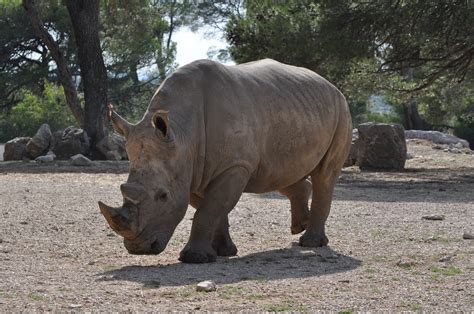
(66, 0), (108, 154)
(22, 0), (84, 126)
(401, 66), (430, 130)
(403, 101), (429, 130)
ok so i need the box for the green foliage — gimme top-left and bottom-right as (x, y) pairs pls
(454, 115), (474, 149)
(3, 81), (76, 140)
(225, 0), (473, 132)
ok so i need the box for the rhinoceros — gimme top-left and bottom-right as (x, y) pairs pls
(99, 59), (352, 263)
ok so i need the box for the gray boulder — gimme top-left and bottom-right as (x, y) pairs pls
(70, 154), (92, 166)
(26, 124), (52, 158)
(405, 130), (469, 147)
(356, 123), (407, 171)
(3, 137), (30, 161)
(52, 127), (90, 160)
(96, 133), (127, 160)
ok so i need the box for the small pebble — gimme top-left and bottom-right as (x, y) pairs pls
(422, 215), (445, 221)
(439, 255), (453, 262)
(396, 259), (416, 268)
(196, 280), (216, 292)
(69, 304), (82, 308)
(462, 232), (474, 240)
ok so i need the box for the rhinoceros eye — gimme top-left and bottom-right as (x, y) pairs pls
(154, 189), (168, 202)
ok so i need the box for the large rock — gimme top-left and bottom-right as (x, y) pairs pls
(52, 127), (90, 160)
(356, 123), (407, 170)
(3, 137), (30, 161)
(405, 130), (469, 147)
(26, 124), (52, 158)
(96, 133), (127, 160)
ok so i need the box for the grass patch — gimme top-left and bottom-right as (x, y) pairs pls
(338, 310), (354, 314)
(0, 290), (15, 299)
(430, 266), (462, 276)
(218, 286), (244, 300)
(247, 293), (266, 300)
(28, 293), (44, 301)
(365, 268), (377, 274)
(143, 280), (161, 290)
(411, 303), (422, 311)
(265, 300), (307, 312)
(102, 265), (119, 271)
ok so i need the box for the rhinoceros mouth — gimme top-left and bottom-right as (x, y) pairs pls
(123, 229), (172, 255)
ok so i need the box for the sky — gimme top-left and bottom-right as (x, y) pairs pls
(173, 27), (232, 67)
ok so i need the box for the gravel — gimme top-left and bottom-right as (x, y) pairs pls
(0, 141), (473, 311)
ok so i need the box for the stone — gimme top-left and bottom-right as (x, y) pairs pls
(438, 255), (453, 262)
(96, 133), (127, 160)
(3, 137), (30, 161)
(196, 280), (217, 292)
(396, 258), (416, 268)
(422, 215), (445, 221)
(106, 150), (122, 161)
(26, 124), (52, 158)
(35, 154), (55, 162)
(462, 232), (474, 240)
(52, 127), (90, 160)
(70, 154), (92, 166)
(405, 130), (469, 147)
(356, 123), (407, 170)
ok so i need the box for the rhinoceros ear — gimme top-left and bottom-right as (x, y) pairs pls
(108, 103), (132, 138)
(152, 109), (170, 139)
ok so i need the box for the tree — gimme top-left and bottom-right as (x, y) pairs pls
(22, 0), (84, 125)
(225, 0), (473, 131)
(65, 0), (108, 150)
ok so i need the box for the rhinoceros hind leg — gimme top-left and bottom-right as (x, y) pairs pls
(298, 169), (337, 247)
(300, 120), (350, 247)
(279, 179), (311, 235)
(180, 167), (249, 263)
(212, 215), (238, 256)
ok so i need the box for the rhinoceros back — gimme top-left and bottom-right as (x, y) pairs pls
(154, 59), (351, 194)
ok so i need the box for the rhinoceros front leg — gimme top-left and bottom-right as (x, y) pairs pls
(179, 167), (249, 263)
(279, 179), (311, 235)
(212, 215), (238, 256)
(189, 194), (238, 256)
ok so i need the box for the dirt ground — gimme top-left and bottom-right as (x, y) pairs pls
(0, 140), (473, 312)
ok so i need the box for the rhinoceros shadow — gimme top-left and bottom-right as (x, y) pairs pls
(97, 245), (361, 288)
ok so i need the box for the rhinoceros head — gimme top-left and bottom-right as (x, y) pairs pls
(98, 105), (190, 255)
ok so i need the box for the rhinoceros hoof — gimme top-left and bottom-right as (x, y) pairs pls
(179, 247), (217, 263)
(299, 231), (329, 247)
(291, 221), (309, 235)
(213, 241), (238, 257)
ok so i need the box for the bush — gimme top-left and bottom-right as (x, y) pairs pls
(454, 115), (474, 149)
(6, 82), (77, 140)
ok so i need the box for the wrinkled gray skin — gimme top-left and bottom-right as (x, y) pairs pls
(99, 59), (352, 263)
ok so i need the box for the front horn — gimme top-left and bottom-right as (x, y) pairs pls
(98, 201), (137, 238)
(108, 104), (132, 137)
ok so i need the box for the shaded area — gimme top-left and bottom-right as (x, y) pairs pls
(258, 167), (474, 203)
(97, 246), (360, 287)
(0, 160), (129, 174)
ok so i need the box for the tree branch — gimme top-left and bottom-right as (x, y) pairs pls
(22, 0), (84, 126)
